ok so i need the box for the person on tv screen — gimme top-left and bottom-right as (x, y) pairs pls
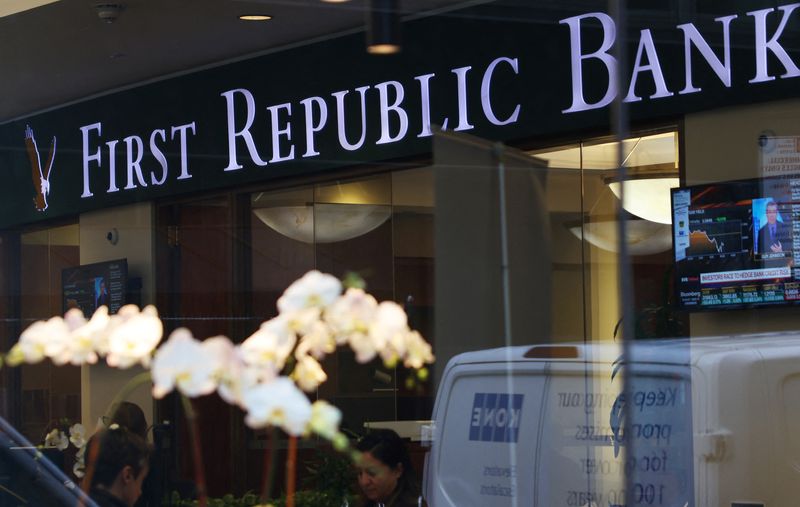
(96, 279), (110, 308)
(758, 200), (793, 256)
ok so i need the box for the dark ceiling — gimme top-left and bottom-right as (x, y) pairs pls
(0, 0), (477, 122)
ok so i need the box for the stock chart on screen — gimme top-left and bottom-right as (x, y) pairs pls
(672, 176), (800, 310)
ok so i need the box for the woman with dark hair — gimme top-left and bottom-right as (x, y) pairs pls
(106, 401), (160, 507)
(355, 429), (426, 507)
(87, 426), (150, 507)
(109, 401), (148, 439)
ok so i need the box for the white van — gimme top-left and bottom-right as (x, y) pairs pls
(424, 334), (800, 507)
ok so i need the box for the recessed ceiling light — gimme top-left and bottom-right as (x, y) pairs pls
(239, 14), (272, 21)
(366, 43), (401, 55)
(321, 0), (351, 3)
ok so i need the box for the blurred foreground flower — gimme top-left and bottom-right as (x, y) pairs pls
(3, 269), (434, 505)
(151, 329), (218, 399)
(242, 377), (312, 436)
(5, 270), (433, 440)
(105, 305), (163, 368)
(307, 400), (342, 440)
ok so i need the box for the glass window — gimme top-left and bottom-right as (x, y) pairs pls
(18, 224), (80, 442)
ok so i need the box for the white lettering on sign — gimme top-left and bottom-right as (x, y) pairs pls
(451, 66), (474, 131)
(415, 73), (435, 138)
(748, 4), (800, 83)
(560, 12), (618, 113)
(80, 120), (196, 198)
(624, 29), (673, 103)
(375, 81), (409, 145)
(299, 96), (327, 158)
(221, 88), (268, 171)
(561, 2), (800, 113)
(333, 85), (370, 151)
(677, 15), (737, 94)
(267, 103), (295, 163)
(77, 57), (523, 201)
(481, 57), (521, 126)
(150, 129), (168, 186)
(216, 58), (522, 175)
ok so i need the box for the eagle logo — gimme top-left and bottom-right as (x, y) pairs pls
(25, 125), (56, 212)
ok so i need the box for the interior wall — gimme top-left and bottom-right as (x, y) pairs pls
(79, 202), (155, 434)
(685, 98), (800, 336)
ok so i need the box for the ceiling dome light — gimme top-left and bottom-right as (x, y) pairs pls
(366, 0), (401, 55)
(253, 203), (390, 243)
(568, 219), (672, 255)
(606, 174), (679, 224)
(239, 14), (272, 21)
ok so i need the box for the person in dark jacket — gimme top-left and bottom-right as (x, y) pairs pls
(87, 425), (150, 507)
(355, 429), (426, 507)
(757, 200), (793, 256)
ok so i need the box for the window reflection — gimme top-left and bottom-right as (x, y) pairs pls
(249, 171), (435, 436)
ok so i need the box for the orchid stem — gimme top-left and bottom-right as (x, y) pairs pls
(180, 394), (208, 507)
(261, 427), (278, 505)
(286, 435), (297, 507)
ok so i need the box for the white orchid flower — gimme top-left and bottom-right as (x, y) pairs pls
(73, 444), (86, 478)
(402, 330), (435, 369)
(44, 429), (69, 450)
(241, 377), (312, 436)
(325, 288), (377, 346)
(63, 308), (87, 331)
(277, 270), (342, 313)
(7, 317), (70, 366)
(348, 332), (379, 363)
(284, 307), (322, 336)
(68, 423), (87, 448)
(241, 316), (296, 374)
(295, 321), (335, 360)
(292, 355), (327, 392)
(106, 305), (163, 369)
(369, 301), (408, 349)
(63, 306), (111, 365)
(201, 336), (251, 406)
(42, 317), (76, 365)
(151, 328), (218, 399)
(307, 400), (342, 440)
(73, 459), (85, 478)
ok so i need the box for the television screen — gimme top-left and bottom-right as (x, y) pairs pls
(671, 176), (799, 310)
(62, 259), (128, 316)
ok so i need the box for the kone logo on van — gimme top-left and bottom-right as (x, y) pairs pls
(469, 393), (523, 443)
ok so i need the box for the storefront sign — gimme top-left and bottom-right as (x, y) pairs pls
(75, 57), (523, 203)
(3, 1), (800, 227)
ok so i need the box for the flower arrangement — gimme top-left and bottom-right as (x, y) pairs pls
(2, 270), (434, 507)
(41, 419), (88, 478)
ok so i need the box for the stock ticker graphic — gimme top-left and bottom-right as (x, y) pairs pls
(686, 220), (743, 257)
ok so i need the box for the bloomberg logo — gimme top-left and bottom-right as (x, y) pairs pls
(469, 393), (524, 443)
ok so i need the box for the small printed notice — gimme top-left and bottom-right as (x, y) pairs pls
(761, 136), (800, 177)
